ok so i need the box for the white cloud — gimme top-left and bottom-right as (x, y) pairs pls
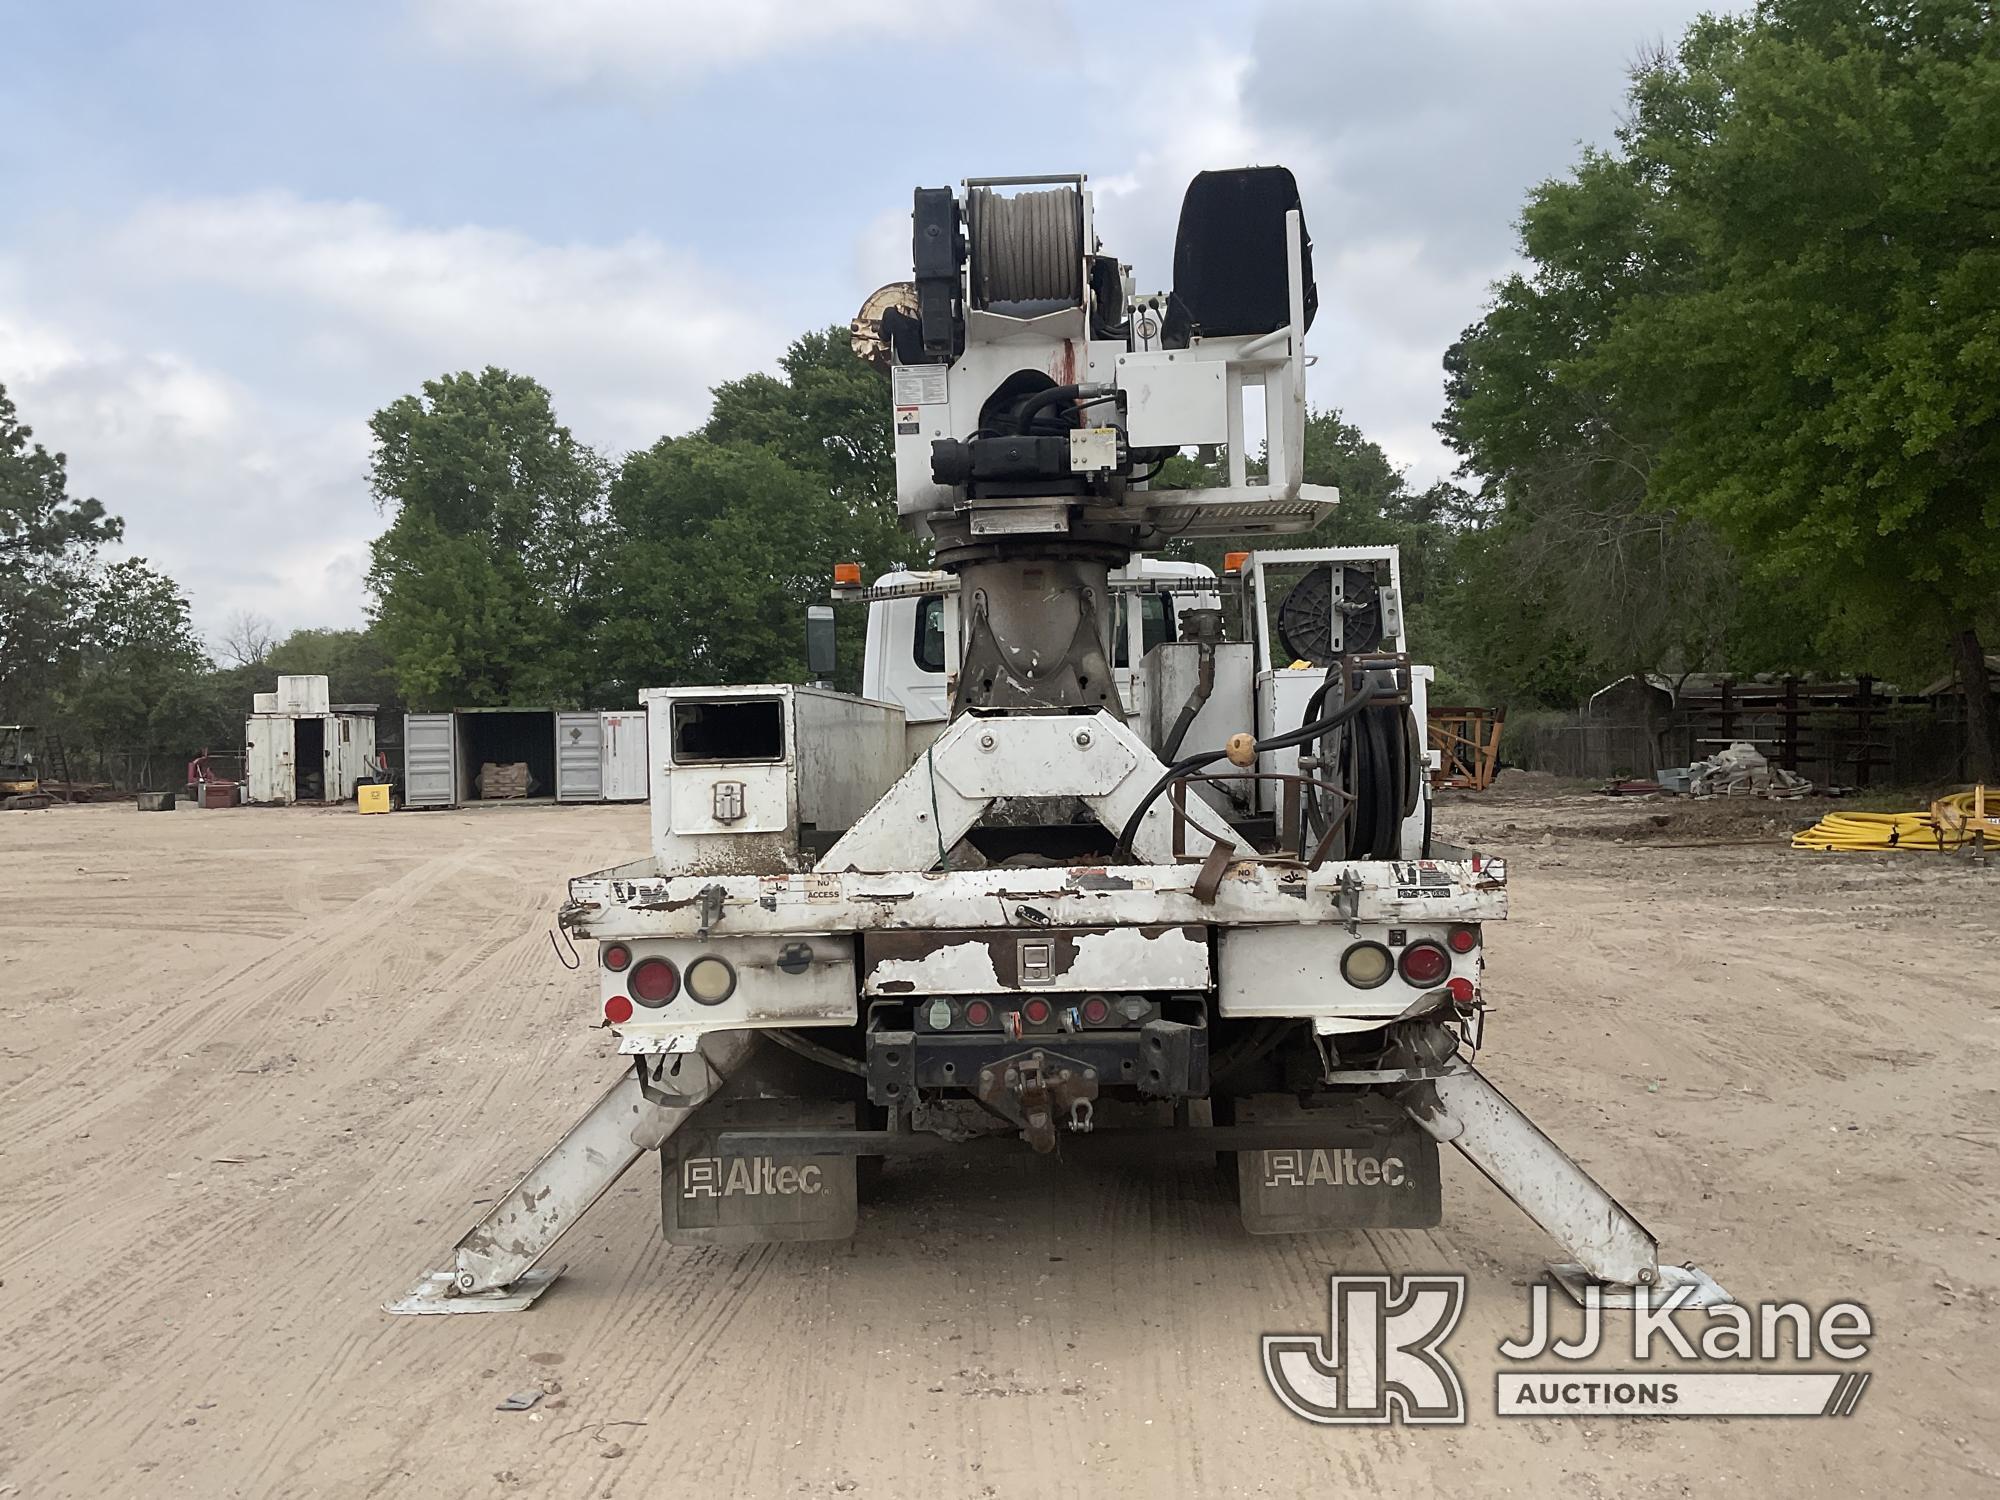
(413, 0), (997, 85)
(4, 190), (788, 639)
(0, 300), (377, 640)
(112, 192), (784, 449)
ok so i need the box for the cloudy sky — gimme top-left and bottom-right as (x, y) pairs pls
(1, 0), (1723, 642)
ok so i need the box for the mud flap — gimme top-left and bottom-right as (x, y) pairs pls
(662, 1098), (859, 1246)
(1234, 1093), (1441, 1233)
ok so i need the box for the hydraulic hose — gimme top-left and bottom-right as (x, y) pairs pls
(1160, 643), (1217, 763)
(1114, 677), (1382, 858)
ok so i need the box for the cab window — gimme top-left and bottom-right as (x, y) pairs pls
(914, 594), (947, 673)
(1113, 593), (1174, 667)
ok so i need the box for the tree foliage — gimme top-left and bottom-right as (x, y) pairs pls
(591, 329), (907, 697)
(1442, 0), (2000, 764)
(62, 559), (213, 755)
(366, 368), (609, 709)
(0, 382), (123, 721)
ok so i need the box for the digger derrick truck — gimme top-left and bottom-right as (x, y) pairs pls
(392, 168), (1724, 1314)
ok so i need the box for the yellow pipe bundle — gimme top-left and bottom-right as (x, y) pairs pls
(1792, 787), (1994, 852)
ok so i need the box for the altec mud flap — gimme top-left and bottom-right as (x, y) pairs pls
(663, 1099), (859, 1246)
(1235, 1094), (1441, 1233)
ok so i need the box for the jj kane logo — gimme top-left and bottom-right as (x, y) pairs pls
(1264, 1276), (1875, 1424)
(1263, 1275), (1468, 1425)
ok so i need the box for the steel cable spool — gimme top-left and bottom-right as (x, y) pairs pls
(969, 186), (1082, 306)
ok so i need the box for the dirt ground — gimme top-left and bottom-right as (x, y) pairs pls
(1, 790), (1994, 1497)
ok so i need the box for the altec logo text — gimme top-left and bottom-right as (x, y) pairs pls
(681, 1156), (825, 1199)
(1263, 1148), (1410, 1189)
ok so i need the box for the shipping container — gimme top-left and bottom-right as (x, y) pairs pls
(556, 712), (604, 802)
(601, 710), (650, 802)
(403, 713), (458, 808)
(400, 708), (560, 807)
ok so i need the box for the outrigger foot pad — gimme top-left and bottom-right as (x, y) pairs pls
(384, 1033), (755, 1317)
(1549, 1261), (1731, 1310)
(387, 1267), (565, 1316)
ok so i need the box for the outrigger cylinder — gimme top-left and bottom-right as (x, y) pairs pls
(1402, 1063), (1728, 1308)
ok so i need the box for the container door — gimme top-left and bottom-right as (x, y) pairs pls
(556, 712), (605, 802)
(601, 712), (651, 801)
(403, 713), (458, 808)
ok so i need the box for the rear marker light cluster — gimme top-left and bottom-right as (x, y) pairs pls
(1339, 936), (1466, 991)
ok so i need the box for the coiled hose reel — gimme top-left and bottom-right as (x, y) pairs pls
(968, 185), (1083, 307)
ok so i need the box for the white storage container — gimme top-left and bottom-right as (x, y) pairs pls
(601, 710), (650, 802)
(276, 674), (331, 715)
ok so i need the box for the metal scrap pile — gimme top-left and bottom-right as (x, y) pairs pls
(1687, 741), (1813, 799)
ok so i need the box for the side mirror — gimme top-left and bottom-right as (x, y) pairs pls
(806, 605), (837, 683)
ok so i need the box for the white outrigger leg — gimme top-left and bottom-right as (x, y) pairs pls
(1402, 1062), (1729, 1308)
(387, 1033), (753, 1314)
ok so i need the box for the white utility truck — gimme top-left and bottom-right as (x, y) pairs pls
(393, 168), (1723, 1314)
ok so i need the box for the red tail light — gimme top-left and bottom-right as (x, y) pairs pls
(629, 957), (679, 1007)
(1021, 997), (1052, 1026)
(963, 1000), (993, 1027)
(604, 995), (633, 1024)
(1446, 976), (1477, 1004)
(1081, 996), (1111, 1025)
(1398, 942), (1450, 987)
(1446, 926), (1478, 954)
(602, 942), (632, 972)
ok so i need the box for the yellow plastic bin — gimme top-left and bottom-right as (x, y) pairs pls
(357, 782), (392, 815)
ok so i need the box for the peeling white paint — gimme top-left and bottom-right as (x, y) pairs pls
(867, 942), (1002, 994)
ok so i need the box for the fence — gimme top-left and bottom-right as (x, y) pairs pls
(46, 745), (246, 796)
(1506, 677), (1971, 787)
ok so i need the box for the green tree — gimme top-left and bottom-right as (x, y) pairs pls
(366, 369), (608, 709)
(0, 382), (123, 720)
(63, 559), (213, 758)
(1609, 0), (2000, 771)
(692, 328), (910, 688)
(1442, 0), (2000, 765)
(594, 437), (855, 697)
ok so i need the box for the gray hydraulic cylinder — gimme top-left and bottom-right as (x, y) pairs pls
(1402, 1064), (1661, 1288)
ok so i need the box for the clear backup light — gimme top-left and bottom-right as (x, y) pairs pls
(1340, 941), (1394, 989)
(684, 956), (736, 1005)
